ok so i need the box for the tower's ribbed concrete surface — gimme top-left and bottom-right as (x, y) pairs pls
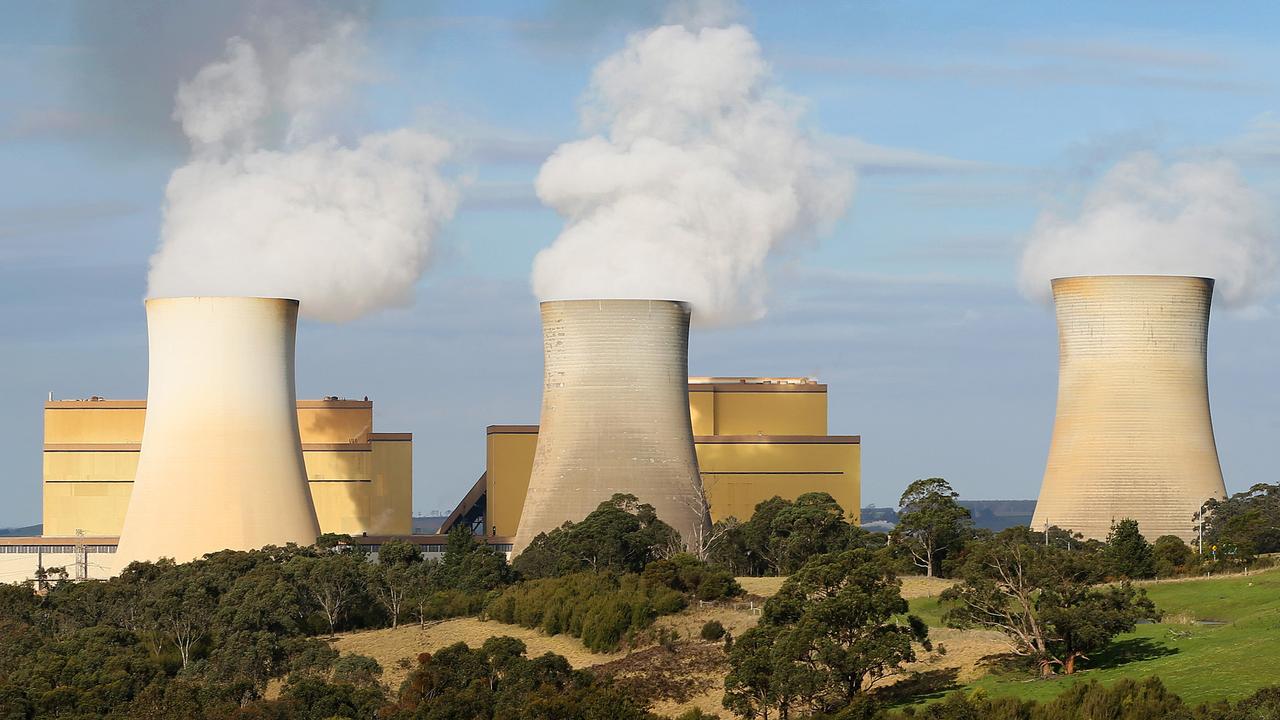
(1031, 276), (1226, 542)
(114, 297), (320, 568)
(512, 299), (709, 555)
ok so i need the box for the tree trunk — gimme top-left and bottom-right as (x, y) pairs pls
(1039, 658), (1054, 677)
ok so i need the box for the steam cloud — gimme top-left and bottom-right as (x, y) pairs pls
(1019, 152), (1277, 306)
(531, 15), (853, 325)
(147, 13), (459, 322)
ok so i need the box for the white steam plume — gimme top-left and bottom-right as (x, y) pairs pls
(1019, 152), (1277, 306)
(531, 17), (852, 326)
(148, 15), (459, 323)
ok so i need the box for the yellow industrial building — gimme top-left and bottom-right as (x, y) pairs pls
(42, 398), (412, 537)
(444, 377), (861, 537)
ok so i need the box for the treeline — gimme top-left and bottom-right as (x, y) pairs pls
(873, 478), (1273, 583)
(4, 481), (1277, 719)
(1200, 482), (1280, 559)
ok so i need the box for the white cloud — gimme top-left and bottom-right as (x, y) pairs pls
(1019, 152), (1278, 306)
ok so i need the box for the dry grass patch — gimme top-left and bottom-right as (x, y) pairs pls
(899, 626), (1009, 684)
(735, 576), (786, 598)
(900, 576), (955, 599)
(331, 618), (627, 690)
(737, 575), (952, 601)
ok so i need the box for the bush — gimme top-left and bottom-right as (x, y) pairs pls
(485, 572), (686, 652)
(700, 620), (726, 641)
(1153, 535), (1194, 578)
(1103, 518), (1156, 579)
(673, 710), (721, 720)
(331, 653), (382, 687)
(642, 554), (741, 601)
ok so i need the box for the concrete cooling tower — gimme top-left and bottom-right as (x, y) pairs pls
(1031, 275), (1227, 543)
(113, 297), (320, 568)
(512, 299), (710, 555)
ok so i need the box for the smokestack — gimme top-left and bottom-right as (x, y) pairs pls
(114, 297), (320, 567)
(1031, 275), (1227, 542)
(512, 299), (709, 555)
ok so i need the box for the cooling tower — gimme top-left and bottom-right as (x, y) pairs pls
(1031, 275), (1227, 543)
(113, 297), (320, 568)
(512, 299), (709, 555)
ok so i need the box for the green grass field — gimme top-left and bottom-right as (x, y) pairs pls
(903, 567), (1280, 707)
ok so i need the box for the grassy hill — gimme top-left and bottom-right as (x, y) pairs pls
(904, 566), (1280, 708)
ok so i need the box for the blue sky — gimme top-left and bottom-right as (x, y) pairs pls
(2, 1), (1279, 527)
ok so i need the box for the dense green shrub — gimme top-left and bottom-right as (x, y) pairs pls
(700, 620), (726, 641)
(642, 553), (741, 601)
(485, 572), (685, 652)
(331, 653), (382, 687)
(1153, 535), (1195, 577)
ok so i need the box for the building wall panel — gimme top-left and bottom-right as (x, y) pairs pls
(44, 406), (146, 444)
(42, 482), (133, 536)
(487, 430), (539, 539)
(712, 392), (828, 436)
(308, 482), (371, 536)
(370, 438), (413, 535)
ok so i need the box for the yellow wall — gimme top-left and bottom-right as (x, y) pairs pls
(486, 429), (539, 538)
(42, 400), (411, 538)
(696, 441), (859, 524)
(710, 391), (828, 436)
(689, 391), (716, 436)
(370, 438), (413, 535)
(308, 481), (370, 535)
(43, 404), (146, 444)
(688, 382), (829, 436)
(303, 450), (371, 481)
(42, 482), (133, 536)
(297, 402), (372, 443)
(44, 450), (139, 482)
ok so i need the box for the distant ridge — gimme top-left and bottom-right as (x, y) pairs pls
(860, 500), (1037, 532)
(0, 524), (42, 537)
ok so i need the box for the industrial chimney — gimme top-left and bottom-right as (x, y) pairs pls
(113, 297), (320, 568)
(512, 299), (710, 555)
(1031, 275), (1227, 542)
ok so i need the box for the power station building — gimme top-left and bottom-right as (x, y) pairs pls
(43, 397), (412, 538)
(18, 374), (856, 580)
(443, 376), (861, 540)
(1031, 275), (1227, 542)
